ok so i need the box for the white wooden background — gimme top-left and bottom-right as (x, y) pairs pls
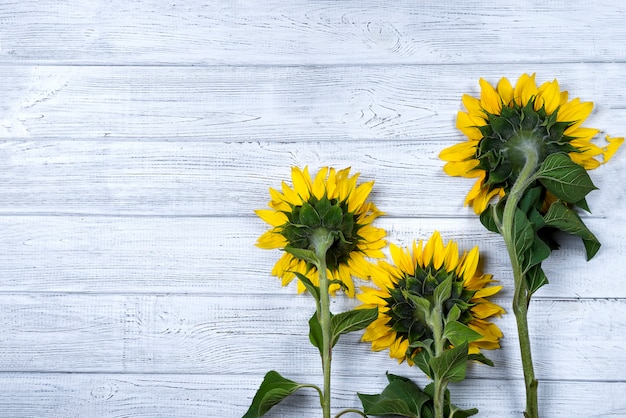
(1, 1), (626, 417)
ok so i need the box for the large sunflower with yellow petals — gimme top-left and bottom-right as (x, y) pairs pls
(358, 231), (504, 364)
(256, 166), (386, 297)
(440, 73), (624, 214)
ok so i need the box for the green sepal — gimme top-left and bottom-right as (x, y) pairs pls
(308, 310), (324, 355)
(443, 321), (482, 347)
(536, 153), (597, 203)
(283, 246), (319, 266)
(543, 200), (601, 260)
(357, 373), (431, 418)
(446, 304), (461, 323)
(322, 205), (343, 229)
(299, 201), (321, 227)
(525, 264), (549, 297)
(429, 341), (469, 383)
(242, 371), (318, 418)
(433, 275), (453, 309)
(291, 271), (320, 302)
(330, 307), (378, 347)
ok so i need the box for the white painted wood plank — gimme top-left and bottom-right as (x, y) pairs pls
(1, 139), (623, 218)
(0, 216), (624, 298)
(2, 64), (625, 140)
(1, 1), (625, 65)
(0, 293), (624, 382)
(0, 373), (624, 418)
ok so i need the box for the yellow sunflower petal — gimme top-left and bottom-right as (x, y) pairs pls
(456, 111), (485, 141)
(479, 78), (502, 115)
(312, 166), (329, 199)
(536, 79), (561, 114)
(439, 141), (478, 162)
(514, 73), (537, 106)
(443, 159), (481, 177)
(603, 135), (624, 162)
(496, 77), (514, 106)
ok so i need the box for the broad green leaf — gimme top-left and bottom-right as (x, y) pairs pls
(331, 308), (378, 347)
(429, 342), (468, 383)
(283, 246), (319, 266)
(443, 321), (482, 346)
(412, 348), (433, 378)
(308, 311), (324, 355)
(543, 200), (601, 260)
(513, 209), (535, 260)
(525, 264), (549, 297)
(242, 371), (317, 418)
(519, 186), (543, 214)
(299, 202), (321, 227)
(522, 235), (552, 273)
(433, 275), (453, 308)
(479, 203), (502, 234)
(358, 373), (430, 418)
(291, 271), (320, 303)
(536, 153), (597, 203)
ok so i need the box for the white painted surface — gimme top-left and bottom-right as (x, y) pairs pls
(0, 1), (625, 417)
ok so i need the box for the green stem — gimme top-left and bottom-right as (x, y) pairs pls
(500, 147), (539, 418)
(430, 306), (448, 418)
(311, 228), (336, 418)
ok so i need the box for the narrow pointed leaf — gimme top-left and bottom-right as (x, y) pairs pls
(330, 307), (378, 347)
(284, 246), (319, 266)
(292, 271), (320, 303)
(308, 311), (324, 355)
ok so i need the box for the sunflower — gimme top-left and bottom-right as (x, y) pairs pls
(358, 231), (504, 364)
(256, 166), (386, 297)
(440, 73), (624, 214)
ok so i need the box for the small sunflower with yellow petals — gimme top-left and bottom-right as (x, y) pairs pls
(256, 166), (386, 297)
(440, 73), (624, 214)
(358, 231), (504, 365)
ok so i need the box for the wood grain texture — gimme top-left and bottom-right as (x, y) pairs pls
(1, 64), (625, 140)
(1, 1), (625, 65)
(1, 293), (625, 383)
(0, 216), (624, 299)
(0, 373), (625, 418)
(1, 139), (624, 218)
(1, 1), (625, 417)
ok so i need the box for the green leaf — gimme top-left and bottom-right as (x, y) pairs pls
(412, 348), (433, 378)
(467, 352), (494, 367)
(443, 321), (482, 347)
(403, 290), (432, 317)
(299, 202), (321, 227)
(519, 186), (543, 214)
(283, 246), (319, 266)
(522, 235), (552, 273)
(291, 271), (320, 303)
(308, 311), (324, 355)
(429, 342), (469, 383)
(433, 275), (453, 308)
(543, 200), (601, 260)
(536, 153), (597, 203)
(479, 203), (502, 234)
(513, 208), (535, 260)
(446, 304), (461, 323)
(525, 264), (549, 296)
(331, 308), (378, 347)
(243, 371), (317, 418)
(358, 373), (430, 418)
